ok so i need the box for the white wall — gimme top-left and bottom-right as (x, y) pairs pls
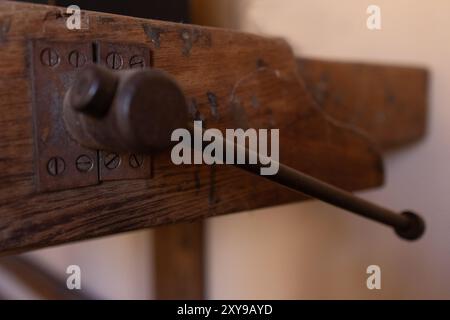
(28, 230), (154, 299)
(206, 0), (450, 299)
(0, 230), (154, 300)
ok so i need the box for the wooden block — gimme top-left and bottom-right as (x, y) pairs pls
(297, 58), (428, 150)
(154, 222), (204, 300)
(0, 1), (395, 254)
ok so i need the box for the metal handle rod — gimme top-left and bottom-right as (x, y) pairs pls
(239, 147), (424, 240)
(239, 159), (420, 236)
(190, 123), (425, 241)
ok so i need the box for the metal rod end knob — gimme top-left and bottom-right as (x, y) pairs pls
(395, 211), (426, 241)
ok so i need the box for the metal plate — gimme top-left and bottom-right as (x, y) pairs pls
(31, 40), (152, 192)
(31, 40), (99, 192)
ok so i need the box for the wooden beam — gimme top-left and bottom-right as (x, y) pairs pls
(297, 58), (428, 150)
(0, 1), (427, 255)
(154, 222), (204, 300)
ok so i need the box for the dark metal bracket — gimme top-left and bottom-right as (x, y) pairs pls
(30, 40), (152, 192)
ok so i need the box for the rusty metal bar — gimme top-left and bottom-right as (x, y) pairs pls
(64, 65), (426, 241)
(187, 123), (425, 241)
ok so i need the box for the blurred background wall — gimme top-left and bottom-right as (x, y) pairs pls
(205, 0), (450, 299)
(1, 0), (450, 299)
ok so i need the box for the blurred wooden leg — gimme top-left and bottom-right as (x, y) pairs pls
(154, 222), (204, 300)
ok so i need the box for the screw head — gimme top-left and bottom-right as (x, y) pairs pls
(129, 154), (144, 168)
(104, 153), (121, 170)
(40, 48), (60, 67)
(106, 52), (123, 70)
(76, 155), (94, 172)
(129, 55), (145, 69)
(47, 157), (65, 176)
(69, 50), (87, 68)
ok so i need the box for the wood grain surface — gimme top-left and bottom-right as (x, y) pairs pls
(154, 222), (204, 299)
(0, 1), (426, 255)
(298, 58), (428, 150)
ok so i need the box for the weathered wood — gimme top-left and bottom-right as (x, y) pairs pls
(154, 222), (204, 299)
(297, 58), (428, 150)
(0, 1), (422, 255)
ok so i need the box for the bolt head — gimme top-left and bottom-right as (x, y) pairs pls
(47, 157), (65, 176)
(76, 155), (94, 172)
(129, 55), (145, 69)
(69, 50), (87, 68)
(40, 48), (60, 67)
(104, 153), (121, 170)
(106, 52), (123, 70)
(129, 154), (144, 168)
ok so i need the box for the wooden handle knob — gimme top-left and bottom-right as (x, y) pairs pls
(64, 65), (189, 153)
